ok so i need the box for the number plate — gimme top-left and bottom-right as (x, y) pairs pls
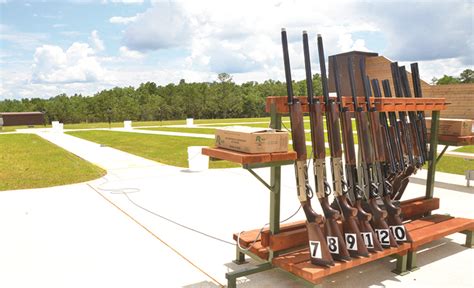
(309, 240), (322, 259)
(375, 229), (391, 245)
(345, 233), (358, 250)
(390, 225), (407, 241)
(327, 236), (339, 254)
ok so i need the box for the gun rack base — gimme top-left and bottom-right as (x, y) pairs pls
(230, 213), (474, 286)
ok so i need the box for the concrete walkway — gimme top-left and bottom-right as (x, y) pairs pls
(0, 129), (473, 287)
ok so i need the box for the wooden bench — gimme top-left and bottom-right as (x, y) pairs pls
(404, 214), (474, 270)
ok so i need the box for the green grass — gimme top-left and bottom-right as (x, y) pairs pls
(425, 156), (473, 175)
(0, 125), (51, 132)
(67, 130), (238, 169)
(0, 134), (105, 191)
(454, 145), (474, 154)
(140, 127), (217, 134)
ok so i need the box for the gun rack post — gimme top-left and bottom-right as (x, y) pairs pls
(203, 97), (474, 287)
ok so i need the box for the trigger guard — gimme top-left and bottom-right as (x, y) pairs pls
(341, 180), (349, 195)
(323, 181), (332, 197)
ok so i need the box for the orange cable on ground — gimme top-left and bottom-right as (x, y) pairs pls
(87, 183), (225, 288)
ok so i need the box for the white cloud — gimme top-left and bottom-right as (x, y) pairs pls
(119, 46), (144, 59)
(110, 0), (143, 3)
(123, 2), (192, 51)
(109, 15), (138, 24)
(89, 30), (105, 52)
(32, 42), (105, 84)
(0, 24), (48, 50)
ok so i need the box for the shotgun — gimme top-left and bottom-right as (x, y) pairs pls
(313, 34), (369, 258)
(331, 56), (383, 252)
(391, 65), (428, 200)
(302, 32), (352, 261)
(381, 79), (413, 199)
(348, 57), (396, 248)
(410, 63), (429, 161)
(371, 79), (412, 243)
(390, 63), (417, 199)
(399, 65), (425, 167)
(281, 28), (334, 266)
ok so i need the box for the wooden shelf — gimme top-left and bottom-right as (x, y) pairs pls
(266, 96), (447, 114)
(202, 147), (296, 165)
(427, 134), (474, 146)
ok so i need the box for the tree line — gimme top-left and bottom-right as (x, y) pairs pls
(431, 69), (473, 85)
(1, 68), (471, 124)
(0, 73), (322, 124)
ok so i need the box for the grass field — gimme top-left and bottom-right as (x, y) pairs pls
(67, 130), (238, 169)
(0, 125), (50, 132)
(141, 127), (218, 135)
(454, 145), (474, 153)
(427, 156), (473, 175)
(142, 125), (342, 144)
(0, 134), (105, 191)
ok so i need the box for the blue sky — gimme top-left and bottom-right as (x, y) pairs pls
(0, 0), (472, 100)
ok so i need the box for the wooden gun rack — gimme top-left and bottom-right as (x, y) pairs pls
(202, 96), (474, 287)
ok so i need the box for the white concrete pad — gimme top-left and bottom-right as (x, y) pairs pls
(1, 131), (473, 287)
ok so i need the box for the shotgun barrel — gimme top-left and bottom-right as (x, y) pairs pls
(399, 65), (424, 167)
(390, 63), (419, 200)
(410, 63), (429, 161)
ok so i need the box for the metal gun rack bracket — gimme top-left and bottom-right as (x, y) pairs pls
(202, 98), (474, 287)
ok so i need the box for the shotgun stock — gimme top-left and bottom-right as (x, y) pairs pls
(281, 28), (334, 266)
(303, 32), (352, 261)
(332, 56), (382, 252)
(316, 34), (370, 258)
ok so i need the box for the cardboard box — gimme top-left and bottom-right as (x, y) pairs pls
(425, 118), (473, 136)
(215, 126), (288, 154)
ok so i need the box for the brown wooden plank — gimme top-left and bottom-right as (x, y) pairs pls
(270, 151), (297, 162)
(261, 220), (306, 247)
(233, 229), (262, 246)
(202, 147), (271, 164)
(266, 96), (447, 114)
(272, 249), (312, 275)
(232, 230), (269, 260)
(427, 134), (474, 146)
(405, 214), (453, 232)
(410, 217), (474, 249)
(273, 244), (410, 284)
(270, 228), (308, 252)
(400, 197), (440, 220)
(400, 196), (427, 205)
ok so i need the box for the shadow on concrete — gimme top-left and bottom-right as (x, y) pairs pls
(414, 237), (469, 268)
(182, 281), (221, 288)
(409, 177), (474, 194)
(221, 257), (407, 288)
